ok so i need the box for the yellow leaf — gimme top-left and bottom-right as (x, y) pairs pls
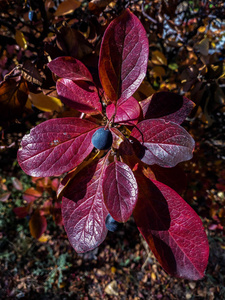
(151, 272), (157, 281)
(151, 50), (167, 65)
(152, 66), (166, 79)
(25, 97), (32, 110)
(54, 0), (81, 16)
(38, 234), (51, 243)
(15, 30), (27, 50)
(29, 92), (63, 112)
(198, 26), (206, 33)
(133, 80), (155, 101)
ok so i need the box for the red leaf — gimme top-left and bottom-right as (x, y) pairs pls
(13, 206), (29, 218)
(140, 92), (195, 124)
(106, 96), (140, 125)
(62, 157), (109, 253)
(48, 56), (93, 82)
(23, 187), (42, 203)
(29, 210), (47, 239)
(131, 119), (195, 167)
(103, 161), (138, 222)
(99, 8), (149, 104)
(57, 79), (102, 114)
(133, 175), (209, 280)
(17, 117), (99, 177)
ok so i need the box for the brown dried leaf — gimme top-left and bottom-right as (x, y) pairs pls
(54, 0), (80, 16)
(0, 77), (29, 123)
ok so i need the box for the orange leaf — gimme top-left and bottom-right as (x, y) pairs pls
(54, 0), (81, 16)
(29, 210), (47, 239)
(23, 187), (42, 203)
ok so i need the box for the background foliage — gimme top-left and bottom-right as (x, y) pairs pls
(0, 0), (225, 298)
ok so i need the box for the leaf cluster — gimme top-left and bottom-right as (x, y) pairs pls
(14, 8), (210, 280)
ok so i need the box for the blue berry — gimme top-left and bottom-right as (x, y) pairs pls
(28, 10), (37, 22)
(105, 214), (122, 232)
(91, 128), (113, 150)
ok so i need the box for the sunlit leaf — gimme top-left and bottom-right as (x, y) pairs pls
(151, 50), (167, 65)
(106, 96), (140, 125)
(17, 117), (99, 177)
(57, 79), (102, 114)
(131, 119), (195, 167)
(133, 80), (155, 101)
(29, 92), (63, 112)
(21, 60), (43, 86)
(99, 8), (149, 104)
(62, 156), (109, 253)
(133, 176), (209, 280)
(48, 57), (93, 82)
(103, 160), (138, 222)
(15, 30), (27, 49)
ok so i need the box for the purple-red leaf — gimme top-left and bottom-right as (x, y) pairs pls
(99, 8), (149, 104)
(17, 117), (99, 177)
(57, 79), (102, 114)
(48, 56), (93, 82)
(62, 157), (109, 253)
(133, 174), (209, 280)
(103, 160), (138, 222)
(131, 119), (195, 167)
(140, 92), (195, 124)
(106, 96), (140, 125)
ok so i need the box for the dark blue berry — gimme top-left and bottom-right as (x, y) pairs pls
(105, 214), (122, 232)
(28, 10), (37, 22)
(91, 128), (113, 150)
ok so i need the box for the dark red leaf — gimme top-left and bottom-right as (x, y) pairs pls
(48, 57), (93, 82)
(62, 157), (109, 253)
(17, 117), (99, 177)
(131, 119), (195, 167)
(149, 165), (187, 195)
(140, 92), (195, 124)
(13, 206), (29, 218)
(53, 202), (63, 226)
(99, 8), (149, 104)
(133, 174), (209, 280)
(106, 96), (141, 125)
(29, 210), (47, 239)
(103, 160), (138, 222)
(57, 79), (102, 114)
